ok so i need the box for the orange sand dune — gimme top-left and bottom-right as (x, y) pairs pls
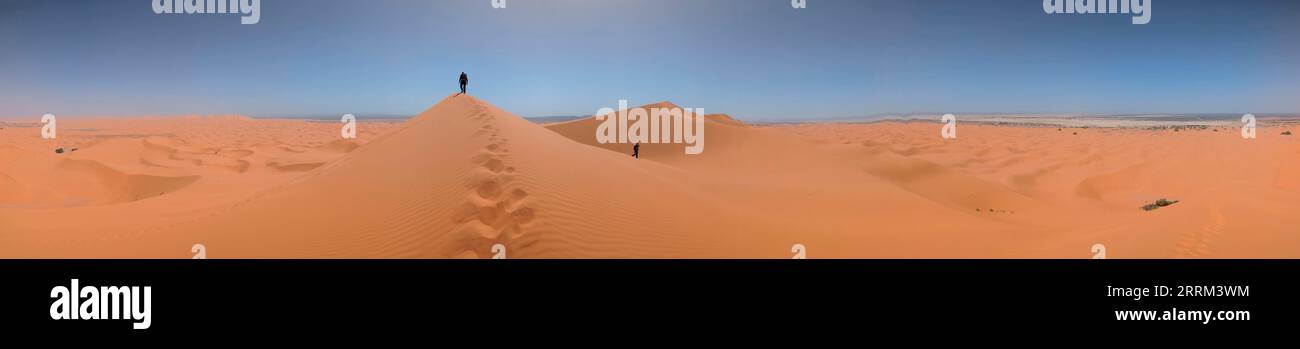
(0, 116), (401, 252)
(1, 97), (1298, 258)
(780, 122), (1300, 258)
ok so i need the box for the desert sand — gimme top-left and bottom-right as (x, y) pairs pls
(1, 95), (1298, 258)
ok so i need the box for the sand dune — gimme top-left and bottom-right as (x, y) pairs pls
(124, 96), (772, 258)
(0, 116), (401, 251)
(1, 96), (1298, 258)
(778, 122), (1300, 258)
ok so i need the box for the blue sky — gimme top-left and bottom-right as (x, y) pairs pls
(1, 0), (1297, 120)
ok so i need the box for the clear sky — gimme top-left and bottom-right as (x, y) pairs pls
(2, 0), (1298, 120)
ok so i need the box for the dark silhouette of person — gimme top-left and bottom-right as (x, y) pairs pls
(459, 72), (468, 95)
(632, 143), (640, 158)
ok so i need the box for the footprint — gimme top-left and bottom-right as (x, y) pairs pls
(477, 202), (503, 224)
(451, 202), (482, 224)
(510, 188), (528, 200)
(484, 159), (505, 173)
(470, 151), (499, 164)
(448, 132), (542, 257)
(511, 207), (535, 224)
(476, 180), (502, 199)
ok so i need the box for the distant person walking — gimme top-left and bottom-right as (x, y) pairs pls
(632, 143), (639, 159)
(459, 72), (469, 95)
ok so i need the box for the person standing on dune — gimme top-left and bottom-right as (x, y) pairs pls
(459, 72), (469, 95)
(633, 143), (639, 159)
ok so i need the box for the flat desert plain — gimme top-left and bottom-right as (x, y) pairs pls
(2, 95), (1298, 258)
